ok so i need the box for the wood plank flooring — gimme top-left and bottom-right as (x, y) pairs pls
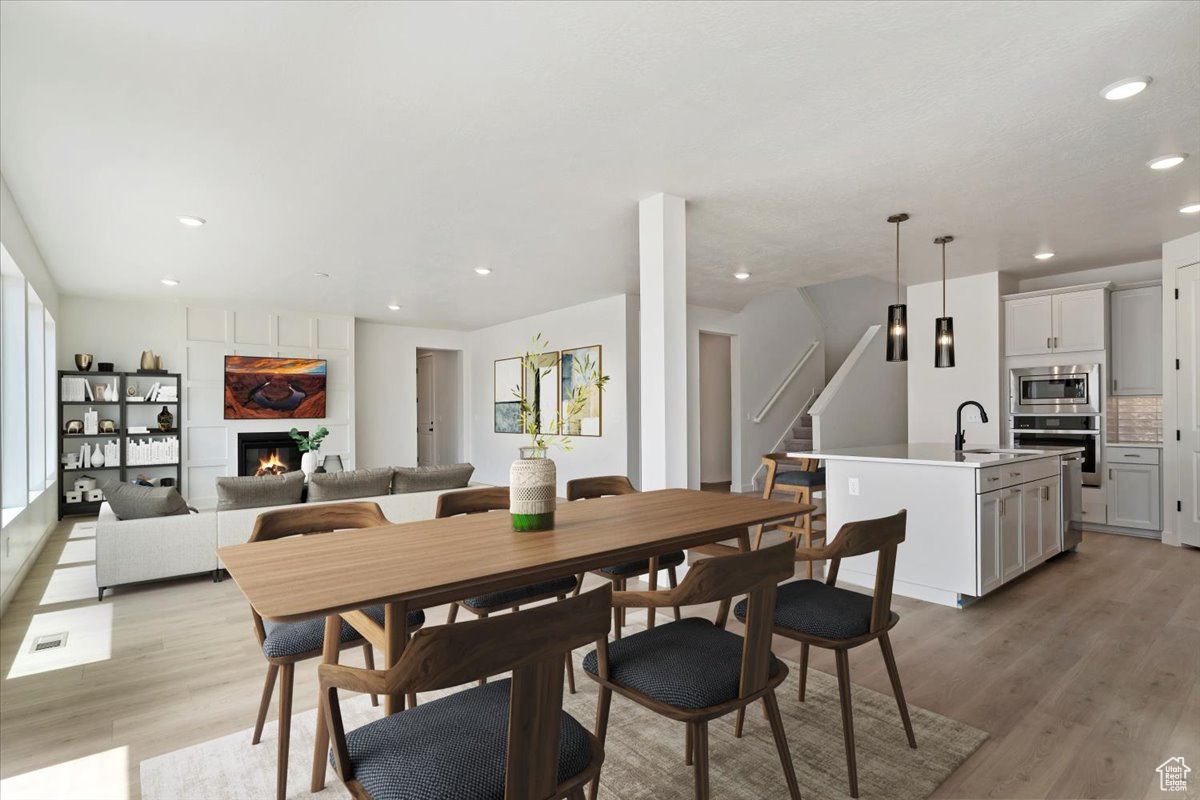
(1, 518), (1196, 799)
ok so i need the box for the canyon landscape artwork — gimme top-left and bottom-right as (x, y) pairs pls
(224, 356), (327, 419)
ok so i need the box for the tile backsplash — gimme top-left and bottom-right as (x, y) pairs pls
(1107, 395), (1163, 443)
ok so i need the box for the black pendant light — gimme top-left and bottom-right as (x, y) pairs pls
(934, 235), (956, 368)
(885, 213), (910, 362)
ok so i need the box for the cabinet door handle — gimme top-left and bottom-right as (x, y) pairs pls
(987, 476), (1001, 482)
(1047, 337), (1052, 349)
(1009, 471), (1021, 477)
(1042, 485), (1050, 501)
(1109, 468), (1113, 479)
(1053, 336), (1059, 348)
(1124, 453), (1142, 458)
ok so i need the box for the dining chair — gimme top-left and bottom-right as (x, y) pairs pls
(565, 475), (683, 637)
(756, 453), (827, 578)
(733, 509), (914, 798)
(245, 501), (427, 800)
(320, 585), (612, 800)
(436, 486), (580, 691)
(583, 541), (802, 800)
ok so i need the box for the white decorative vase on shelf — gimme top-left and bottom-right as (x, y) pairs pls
(91, 443), (105, 467)
(509, 447), (556, 532)
(300, 451), (318, 479)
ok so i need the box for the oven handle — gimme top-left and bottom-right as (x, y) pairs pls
(1012, 429), (1100, 435)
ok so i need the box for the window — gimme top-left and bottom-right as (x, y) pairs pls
(0, 243), (57, 527)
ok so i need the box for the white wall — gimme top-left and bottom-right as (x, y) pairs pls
(811, 325), (908, 450)
(698, 333), (732, 484)
(805, 275), (901, 383)
(908, 271), (1008, 446)
(0, 174), (61, 617)
(468, 294), (635, 492)
(355, 322), (470, 470)
(1017, 259), (1162, 292)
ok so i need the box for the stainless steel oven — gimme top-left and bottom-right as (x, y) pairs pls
(1011, 414), (1102, 487)
(1010, 364), (1101, 415)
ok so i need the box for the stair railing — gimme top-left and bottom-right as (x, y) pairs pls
(751, 386), (819, 490)
(751, 340), (819, 424)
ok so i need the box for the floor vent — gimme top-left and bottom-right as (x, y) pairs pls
(31, 632), (68, 653)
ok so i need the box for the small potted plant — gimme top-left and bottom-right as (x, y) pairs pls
(289, 426), (329, 478)
(509, 335), (608, 532)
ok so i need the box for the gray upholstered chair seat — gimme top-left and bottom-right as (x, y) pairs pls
(462, 576), (578, 610)
(597, 550), (685, 577)
(263, 605), (426, 659)
(582, 617), (780, 709)
(334, 679), (593, 800)
(773, 469), (825, 487)
(734, 578), (872, 640)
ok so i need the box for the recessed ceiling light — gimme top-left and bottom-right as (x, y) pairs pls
(1101, 77), (1151, 100)
(387, 303), (401, 311)
(734, 270), (751, 280)
(1180, 203), (1200, 214)
(161, 277), (180, 286)
(1034, 252), (1055, 260)
(474, 267), (492, 276)
(1148, 154), (1188, 170)
(176, 215), (206, 227)
(314, 271), (330, 279)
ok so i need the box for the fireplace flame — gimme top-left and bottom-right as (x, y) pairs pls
(256, 450), (289, 476)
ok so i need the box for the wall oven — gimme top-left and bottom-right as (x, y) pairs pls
(1010, 364), (1101, 415)
(1011, 414), (1102, 487)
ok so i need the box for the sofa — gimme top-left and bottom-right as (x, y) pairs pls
(95, 467), (481, 599)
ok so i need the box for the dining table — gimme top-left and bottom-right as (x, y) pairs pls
(217, 487), (813, 791)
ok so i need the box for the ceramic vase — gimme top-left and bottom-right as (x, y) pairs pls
(157, 405), (174, 431)
(509, 447), (556, 531)
(140, 350), (156, 371)
(301, 451), (319, 478)
(91, 444), (105, 467)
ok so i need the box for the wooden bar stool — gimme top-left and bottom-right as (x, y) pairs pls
(756, 453), (827, 577)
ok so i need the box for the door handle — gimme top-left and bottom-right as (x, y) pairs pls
(1047, 337), (1052, 349)
(1042, 485), (1050, 501)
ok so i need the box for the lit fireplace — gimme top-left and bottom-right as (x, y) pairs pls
(256, 450), (289, 476)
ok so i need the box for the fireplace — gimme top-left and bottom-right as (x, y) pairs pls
(237, 431), (306, 477)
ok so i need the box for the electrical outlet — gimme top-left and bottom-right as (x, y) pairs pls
(848, 477), (860, 496)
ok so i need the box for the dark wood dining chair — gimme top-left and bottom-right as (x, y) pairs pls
(436, 486), (580, 692)
(756, 454), (827, 578)
(245, 501), (427, 800)
(565, 475), (683, 637)
(320, 585), (612, 800)
(583, 541), (802, 800)
(733, 509), (914, 798)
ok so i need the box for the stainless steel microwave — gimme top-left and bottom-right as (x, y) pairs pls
(1009, 364), (1101, 415)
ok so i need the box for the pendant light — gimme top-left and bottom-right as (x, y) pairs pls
(934, 235), (956, 368)
(885, 213), (910, 362)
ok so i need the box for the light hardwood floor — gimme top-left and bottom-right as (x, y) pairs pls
(1, 517), (1196, 799)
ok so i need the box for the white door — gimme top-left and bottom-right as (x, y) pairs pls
(977, 489), (1003, 594)
(1000, 487), (1024, 582)
(1006, 296), (1053, 356)
(1176, 263), (1200, 546)
(1052, 289), (1106, 353)
(1111, 286), (1163, 395)
(416, 354), (434, 466)
(1107, 463), (1161, 530)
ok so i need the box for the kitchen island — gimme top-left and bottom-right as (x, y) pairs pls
(789, 444), (1082, 608)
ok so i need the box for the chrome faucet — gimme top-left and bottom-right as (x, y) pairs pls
(955, 401), (989, 450)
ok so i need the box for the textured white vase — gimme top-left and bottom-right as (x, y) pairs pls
(300, 451), (318, 478)
(509, 450), (556, 531)
(91, 443), (105, 467)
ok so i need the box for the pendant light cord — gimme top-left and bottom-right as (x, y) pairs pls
(895, 221), (901, 304)
(941, 240), (946, 316)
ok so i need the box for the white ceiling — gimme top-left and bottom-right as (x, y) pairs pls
(1, 1), (1198, 330)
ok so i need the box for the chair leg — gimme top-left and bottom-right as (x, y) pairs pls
(588, 686), (613, 800)
(251, 663), (279, 745)
(619, 579), (627, 629)
(685, 723), (693, 765)
(478, 609), (489, 686)
(692, 721), (710, 800)
(880, 633), (917, 748)
(667, 566), (682, 620)
(834, 649), (859, 798)
(565, 651), (577, 694)
(446, 602), (459, 624)
(568, 788), (586, 800)
(798, 643), (809, 702)
(361, 644), (379, 708)
(275, 662), (294, 800)
(734, 705), (746, 738)
(764, 691), (802, 800)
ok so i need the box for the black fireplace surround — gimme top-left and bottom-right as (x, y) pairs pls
(237, 431), (306, 477)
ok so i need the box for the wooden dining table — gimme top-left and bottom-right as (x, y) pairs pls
(218, 487), (813, 792)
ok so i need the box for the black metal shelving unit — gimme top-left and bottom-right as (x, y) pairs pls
(57, 370), (182, 519)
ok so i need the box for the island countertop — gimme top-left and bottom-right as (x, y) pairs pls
(785, 443), (1083, 469)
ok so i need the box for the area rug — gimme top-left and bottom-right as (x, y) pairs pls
(141, 645), (986, 800)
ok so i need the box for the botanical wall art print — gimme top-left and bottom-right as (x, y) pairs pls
(560, 345), (602, 436)
(224, 356), (327, 420)
(494, 357), (523, 433)
(523, 351), (560, 435)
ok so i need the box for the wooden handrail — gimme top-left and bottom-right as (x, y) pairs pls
(752, 340), (819, 424)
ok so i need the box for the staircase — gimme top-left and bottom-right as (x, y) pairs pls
(783, 414), (813, 454)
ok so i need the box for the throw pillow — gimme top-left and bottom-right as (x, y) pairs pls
(307, 467), (393, 502)
(215, 470), (305, 511)
(391, 463), (475, 494)
(103, 481), (191, 520)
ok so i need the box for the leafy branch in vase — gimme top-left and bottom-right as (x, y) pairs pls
(513, 334), (608, 453)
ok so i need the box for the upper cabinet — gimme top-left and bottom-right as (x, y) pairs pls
(1004, 286), (1108, 356)
(1110, 285), (1163, 395)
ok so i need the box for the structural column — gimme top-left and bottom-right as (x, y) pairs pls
(639, 193), (688, 490)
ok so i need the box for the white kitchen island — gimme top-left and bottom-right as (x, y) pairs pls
(791, 444), (1080, 608)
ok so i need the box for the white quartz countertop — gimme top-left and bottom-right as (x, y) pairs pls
(785, 443), (1083, 469)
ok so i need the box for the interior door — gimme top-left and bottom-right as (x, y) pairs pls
(416, 354), (434, 466)
(1178, 263), (1200, 546)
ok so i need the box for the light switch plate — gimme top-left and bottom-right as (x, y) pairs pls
(848, 477), (860, 496)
